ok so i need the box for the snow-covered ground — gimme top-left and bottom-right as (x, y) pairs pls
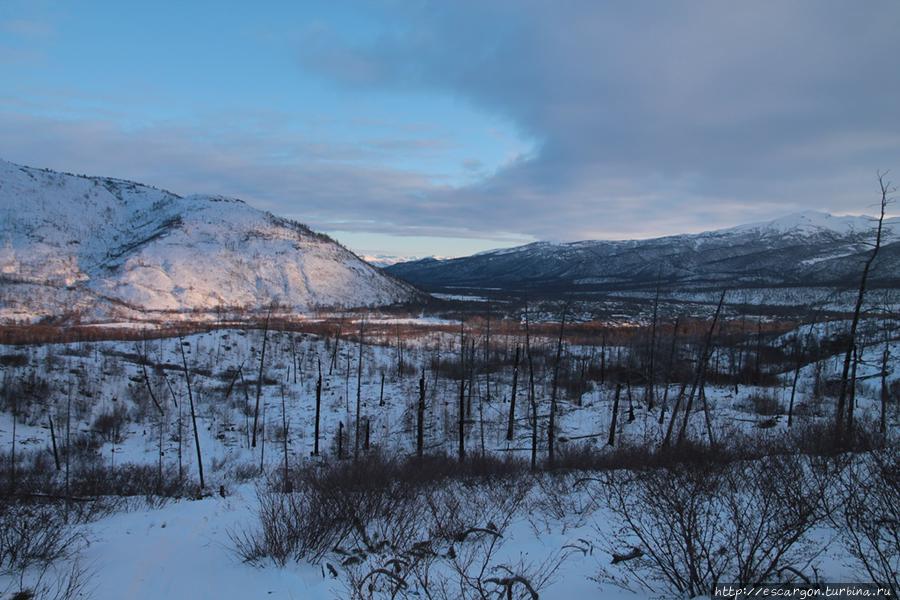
(1, 320), (896, 598)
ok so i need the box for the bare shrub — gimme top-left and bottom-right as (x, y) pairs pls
(231, 453), (563, 598)
(599, 454), (828, 596)
(741, 392), (783, 416)
(91, 404), (128, 444)
(0, 503), (82, 574)
(834, 447), (899, 595)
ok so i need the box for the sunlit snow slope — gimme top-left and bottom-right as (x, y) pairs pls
(0, 160), (420, 323)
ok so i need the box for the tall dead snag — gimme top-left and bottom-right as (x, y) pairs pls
(313, 357), (322, 456)
(48, 414), (61, 471)
(178, 337), (204, 490)
(506, 345), (521, 441)
(395, 322), (403, 377)
(330, 315), (343, 376)
(137, 345), (164, 416)
(9, 390), (16, 493)
(252, 311), (271, 448)
(787, 328), (808, 428)
(137, 343), (165, 490)
(260, 405), (266, 472)
(416, 370), (426, 458)
(280, 385), (290, 492)
(65, 384), (71, 522)
(675, 289), (726, 447)
(658, 317), (681, 425)
(836, 173), (892, 446)
(354, 318), (365, 460)
(880, 329), (890, 434)
(662, 381), (688, 447)
(524, 302), (538, 470)
(458, 320), (467, 462)
(848, 345), (859, 434)
(484, 303), (492, 403)
(607, 382), (622, 446)
(646, 275), (661, 410)
(600, 329), (607, 384)
(547, 304), (568, 466)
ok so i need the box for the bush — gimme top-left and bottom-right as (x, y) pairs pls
(232, 452), (527, 566)
(834, 447), (899, 595)
(91, 404), (128, 444)
(598, 453), (830, 596)
(742, 392), (783, 415)
(232, 453), (555, 599)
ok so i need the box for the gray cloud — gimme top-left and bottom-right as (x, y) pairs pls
(3, 1), (899, 252)
(296, 0), (900, 239)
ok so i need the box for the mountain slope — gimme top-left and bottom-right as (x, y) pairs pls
(387, 211), (900, 296)
(0, 160), (420, 323)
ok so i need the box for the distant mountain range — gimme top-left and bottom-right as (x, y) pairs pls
(0, 160), (420, 324)
(387, 211), (900, 299)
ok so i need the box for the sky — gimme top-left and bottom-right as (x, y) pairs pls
(2, 1), (899, 258)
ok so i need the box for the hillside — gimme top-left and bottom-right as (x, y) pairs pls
(0, 160), (421, 323)
(387, 211), (900, 298)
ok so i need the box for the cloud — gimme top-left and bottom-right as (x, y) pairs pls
(295, 0), (900, 239)
(3, 1), (899, 253)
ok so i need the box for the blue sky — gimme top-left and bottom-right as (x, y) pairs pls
(2, 1), (899, 257)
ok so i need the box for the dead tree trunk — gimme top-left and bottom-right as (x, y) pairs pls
(484, 304), (492, 403)
(836, 174), (891, 446)
(658, 317), (681, 425)
(281, 385), (290, 492)
(675, 290), (726, 446)
(847, 344), (859, 436)
(880, 339), (890, 435)
(330, 317), (343, 376)
(523, 303), (539, 470)
(355, 318), (365, 460)
(787, 334), (802, 428)
(416, 371), (426, 458)
(506, 345), (521, 442)
(48, 415), (61, 472)
(178, 337), (204, 490)
(65, 386), (71, 522)
(252, 313), (271, 448)
(607, 383), (622, 446)
(313, 357), (322, 456)
(646, 276), (661, 410)
(459, 321), (467, 462)
(547, 306), (568, 465)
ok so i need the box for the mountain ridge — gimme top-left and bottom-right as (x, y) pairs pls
(386, 210), (900, 297)
(0, 159), (421, 323)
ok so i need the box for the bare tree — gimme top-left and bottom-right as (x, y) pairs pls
(313, 356), (322, 456)
(835, 173), (893, 446)
(178, 337), (204, 490)
(416, 371), (426, 458)
(252, 311), (271, 448)
(458, 320), (467, 462)
(608, 383), (622, 447)
(548, 304), (569, 465)
(355, 317), (365, 460)
(506, 345), (521, 442)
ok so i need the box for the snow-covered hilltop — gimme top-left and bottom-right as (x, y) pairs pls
(0, 160), (421, 323)
(388, 210), (900, 296)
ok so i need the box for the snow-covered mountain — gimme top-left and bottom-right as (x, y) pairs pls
(0, 160), (421, 323)
(387, 211), (900, 296)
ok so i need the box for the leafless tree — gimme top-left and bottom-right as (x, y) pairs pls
(835, 173), (893, 446)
